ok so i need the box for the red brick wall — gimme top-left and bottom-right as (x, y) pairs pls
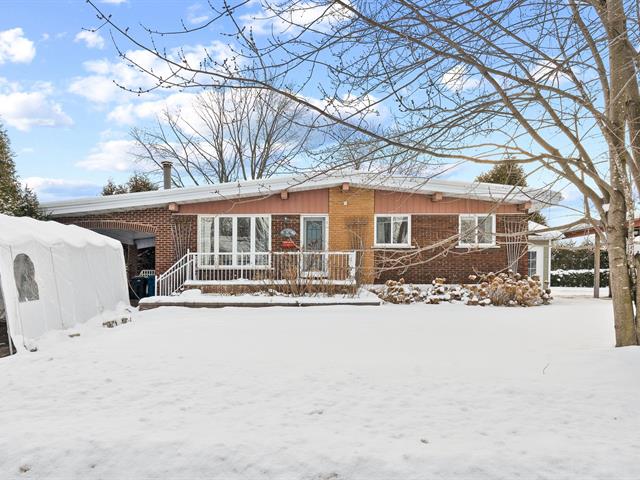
(58, 211), (303, 274)
(58, 209), (198, 275)
(374, 214), (528, 284)
(271, 215), (301, 252)
(58, 208), (527, 283)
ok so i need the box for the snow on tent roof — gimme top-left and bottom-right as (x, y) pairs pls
(0, 214), (121, 249)
(0, 214), (129, 351)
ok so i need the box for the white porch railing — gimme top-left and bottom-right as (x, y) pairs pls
(156, 251), (357, 296)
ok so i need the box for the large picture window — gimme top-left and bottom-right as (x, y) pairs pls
(198, 215), (271, 267)
(458, 214), (496, 247)
(374, 215), (410, 247)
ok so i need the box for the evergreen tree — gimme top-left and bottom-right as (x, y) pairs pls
(127, 173), (158, 193)
(0, 124), (21, 214)
(0, 121), (42, 218)
(102, 179), (128, 196)
(476, 161), (527, 187)
(476, 161), (547, 225)
(102, 173), (158, 195)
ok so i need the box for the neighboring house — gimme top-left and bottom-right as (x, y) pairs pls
(527, 221), (563, 288)
(42, 170), (560, 294)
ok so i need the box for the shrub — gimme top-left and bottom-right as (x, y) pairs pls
(371, 273), (552, 307)
(550, 269), (609, 288)
(551, 244), (608, 270)
(466, 272), (551, 307)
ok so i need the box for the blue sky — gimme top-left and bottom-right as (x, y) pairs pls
(1, 0), (581, 225)
(1, 0), (247, 201)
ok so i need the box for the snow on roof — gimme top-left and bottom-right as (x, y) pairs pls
(0, 214), (122, 249)
(527, 221), (564, 240)
(42, 170), (562, 217)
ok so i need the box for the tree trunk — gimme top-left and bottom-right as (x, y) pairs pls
(606, 197), (638, 346)
(606, 0), (639, 347)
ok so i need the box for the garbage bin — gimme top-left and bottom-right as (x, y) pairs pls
(129, 276), (148, 299)
(146, 275), (156, 297)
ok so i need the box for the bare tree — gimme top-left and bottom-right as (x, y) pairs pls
(131, 87), (316, 185)
(87, 0), (640, 346)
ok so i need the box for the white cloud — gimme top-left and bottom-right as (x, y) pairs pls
(101, 0), (127, 4)
(76, 139), (137, 171)
(74, 30), (105, 49)
(108, 91), (199, 125)
(187, 4), (210, 25)
(241, 1), (352, 36)
(0, 28), (36, 64)
(305, 93), (389, 124)
(530, 59), (569, 84)
(442, 65), (480, 92)
(0, 78), (73, 131)
(22, 177), (101, 202)
(68, 42), (234, 105)
(69, 74), (123, 103)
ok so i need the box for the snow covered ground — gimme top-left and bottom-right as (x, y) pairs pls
(551, 286), (609, 297)
(1, 297), (639, 479)
(139, 288), (381, 308)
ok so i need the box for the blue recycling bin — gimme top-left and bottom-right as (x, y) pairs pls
(146, 275), (156, 297)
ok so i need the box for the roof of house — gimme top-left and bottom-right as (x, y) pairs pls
(527, 221), (564, 241)
(42, 170), (562, 217)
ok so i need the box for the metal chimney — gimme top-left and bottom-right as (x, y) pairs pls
(161, 161), (172, 190)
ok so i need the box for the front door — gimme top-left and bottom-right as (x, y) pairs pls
(302, 216), (327, 274)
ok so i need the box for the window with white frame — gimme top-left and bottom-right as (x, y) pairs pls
(528, 251), (538, 278)
(198, 215), (271, 267)
(458, 214), (496, 247)
(375, 215), (411, 247)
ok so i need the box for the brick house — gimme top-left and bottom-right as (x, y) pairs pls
(43, 170), (559, 294)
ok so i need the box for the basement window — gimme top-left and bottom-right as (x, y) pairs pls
(198, 215), (271, 267)
(458, 214), (496, 247)
(374, 215), (411, 247)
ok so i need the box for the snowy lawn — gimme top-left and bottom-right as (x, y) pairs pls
(1, 297), (639, 479)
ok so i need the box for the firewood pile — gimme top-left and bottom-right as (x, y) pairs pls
(372, 272), (552, 307)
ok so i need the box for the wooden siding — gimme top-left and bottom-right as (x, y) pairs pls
(179, 188), (329, 215)
(374, 190), (521, 214)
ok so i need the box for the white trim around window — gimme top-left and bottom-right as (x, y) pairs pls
(458, 214), (497, 247)
(197, 214), (272, 268)
(300, 215), (329, 251)
(374, 214), (412, 248)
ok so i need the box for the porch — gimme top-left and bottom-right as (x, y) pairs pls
(156, 251), (358, 296)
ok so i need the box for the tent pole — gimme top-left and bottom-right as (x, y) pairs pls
(594, 234), (600, 299)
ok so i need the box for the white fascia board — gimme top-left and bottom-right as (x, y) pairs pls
(42, 171), (561, 216)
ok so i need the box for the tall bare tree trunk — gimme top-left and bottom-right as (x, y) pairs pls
(606, 0), (639, 346)
(606, 193), (638, 346)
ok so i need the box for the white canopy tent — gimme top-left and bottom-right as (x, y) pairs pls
(0, 214), (129, 352)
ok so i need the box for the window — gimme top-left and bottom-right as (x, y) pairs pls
(198, 215), (271, 267)
(374, 215), (410, 247)
(13, 254), (39, 302)
(528, 251), (538, 278)
(458, 214), (496, 247)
